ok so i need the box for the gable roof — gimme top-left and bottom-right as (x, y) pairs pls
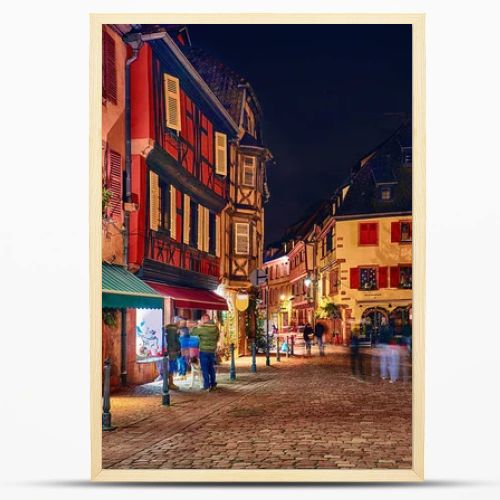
(335, 123), (412, 218)
(181, 46), (262, 125)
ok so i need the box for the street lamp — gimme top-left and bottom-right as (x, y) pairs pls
(304, 277), (312, 288)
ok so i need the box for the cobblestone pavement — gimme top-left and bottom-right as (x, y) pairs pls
(103, 346), (412, 470)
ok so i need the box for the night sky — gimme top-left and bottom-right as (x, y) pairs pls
(187, 24), (412, 245)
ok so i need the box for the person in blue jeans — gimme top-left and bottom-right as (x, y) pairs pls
(191, 314), (220, 391)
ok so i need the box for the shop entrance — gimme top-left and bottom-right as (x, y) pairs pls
(390, 306), (412, 337)
(361, 307), (389, 345)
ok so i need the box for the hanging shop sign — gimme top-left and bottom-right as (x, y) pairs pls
(135, 308), (163, 363)
(235, 292), (249, 312)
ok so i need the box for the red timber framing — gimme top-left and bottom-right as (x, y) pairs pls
(128, 42), (230, 286)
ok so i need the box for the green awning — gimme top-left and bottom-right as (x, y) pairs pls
(102, 264), (163, 309)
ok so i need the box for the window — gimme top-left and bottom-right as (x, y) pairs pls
(102, 30), (117, 104)
(208, 211), (216, 255)
(215, 132), (227, 175)
(359, 267), (378, 290)
(189, 200), (198, 247)
(379, 186), (393, 201)
(234, 223), (250, 255)
(164, 73), (181, 131)
(391, 221), (412, 243)
(242, 156), (256, 187)
(359, 222), (378, 245)
(330, 269), (338, 294)
(399, 266), (412, 289)
(326, 227), (334, 252)
(401, 222), (412, 242)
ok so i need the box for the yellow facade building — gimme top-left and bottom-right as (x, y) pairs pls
(315, 124), (412, 345)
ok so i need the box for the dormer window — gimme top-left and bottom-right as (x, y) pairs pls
(379, 185), (393, 201)
(402, 146), (412, 166)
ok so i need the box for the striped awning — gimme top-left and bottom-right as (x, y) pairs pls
(102, 264), (163, 309)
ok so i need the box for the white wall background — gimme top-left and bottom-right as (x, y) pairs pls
(1, 0), (499, 499)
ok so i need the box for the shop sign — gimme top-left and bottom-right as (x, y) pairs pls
(136, 308), (163, 363)
(235, 292), (249, 312)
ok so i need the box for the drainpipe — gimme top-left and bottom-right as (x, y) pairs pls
(120, 29), (166, 386)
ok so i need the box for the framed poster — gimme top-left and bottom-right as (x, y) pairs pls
(90, 13), (425, 482)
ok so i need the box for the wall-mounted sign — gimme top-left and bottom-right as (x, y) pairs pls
(136, 308), (163, 363)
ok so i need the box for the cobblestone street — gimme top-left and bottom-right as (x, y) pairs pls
(103, 346), (412, 470)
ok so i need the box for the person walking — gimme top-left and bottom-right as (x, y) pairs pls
(178, 318), (190, 378)
(192, 314), (220, 391)
(303, 323), (313, 356)
(314, 321), (326, 356)
(350, 332), (364, 379)
(164, 319), (181, 390)
(378, 316), (392, 381)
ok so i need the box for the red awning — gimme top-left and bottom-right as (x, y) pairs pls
(145, 282), (228, 311)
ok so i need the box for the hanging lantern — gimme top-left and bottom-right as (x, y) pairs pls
(235, 291), (249, 312)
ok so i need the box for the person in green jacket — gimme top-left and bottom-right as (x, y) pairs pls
(191, 314), (220, 391)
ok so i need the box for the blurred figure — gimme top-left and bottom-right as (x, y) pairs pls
(388, 335), (400, 383)
(378, 316), (392, 381)
(314, 321), (326, 356)
(350, 332), (364, 379)
(164, 318), (181, 390)
(178, 318), (190, 378)
(400, 323), (412, 383)
(303, 323), (314, 356)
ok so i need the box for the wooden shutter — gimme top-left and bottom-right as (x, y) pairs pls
(391, 222), (401, 242)
(235, 223), (250, 255)
(170, 185), (177, 239)
(359, 223), (369, 245)
(183, 194), (190, 244)
(390, 266), (400, 287)
(215, 132), (227, 175)
(215, 215), (221, 257)
(379, 267), (388, 288)
(164, 74), (181, 131)
(149, 171), (159, 231)
(197, 205), (209, 252)
(102, 30), (117, 104)
(350, 268), (360, 289)
(108, 150), (122, 218)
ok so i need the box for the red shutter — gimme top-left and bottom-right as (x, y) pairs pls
(102, 30), (117, 104)
(350, 268), (360, 289)
(379, 267), (388, 288)
(391, 222), (401, 242)
(108, 150), (122, 219)
(409, 222), (413, 239)
(390, 266), (400, 287)
(370, 223), (378, 244)
(359, 223), (368, 245)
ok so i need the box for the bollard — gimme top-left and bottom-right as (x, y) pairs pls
(276, 336), (281, 362)
(291, 335), (295, 356)
(161, 353), (170, 406)
(265, 330), (271, 367)
(286, 336), (289, 358)
(251, 340), (257, 373)
(102, 358), (116, 431)
(229, 343), (236, 381)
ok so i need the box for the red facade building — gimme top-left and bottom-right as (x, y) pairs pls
(125, 29), (239, 321)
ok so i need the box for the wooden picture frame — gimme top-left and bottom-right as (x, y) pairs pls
(90, 12), (425, 482)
